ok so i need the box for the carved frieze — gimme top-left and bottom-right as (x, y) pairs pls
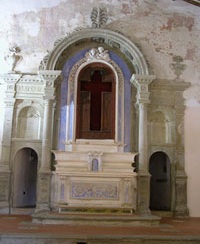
(71, 181), (118, 200)
(40, 28), (149, 75)
(17, 85), (44, 93)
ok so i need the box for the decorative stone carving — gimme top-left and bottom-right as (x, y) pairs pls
(38, 70), (61, 99)
(4, 46), (22, 73)
(71, 181), (118, 200)
(42, 28), (149, 74)
(170, 55), (186, 80)
(131, 74), (155, 104)
(39, 52), (51, 70)
(85, 47), (110, 62)
(90, 7), (108, 28)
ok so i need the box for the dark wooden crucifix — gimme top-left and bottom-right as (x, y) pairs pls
(80, 70), (112, 131)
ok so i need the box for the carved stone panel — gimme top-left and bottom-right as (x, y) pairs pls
(71, 181), (118, 200)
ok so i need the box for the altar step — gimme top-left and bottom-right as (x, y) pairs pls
(32, 211), (161, 227)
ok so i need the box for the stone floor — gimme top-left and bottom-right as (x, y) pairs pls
(0, 213), (200, 243)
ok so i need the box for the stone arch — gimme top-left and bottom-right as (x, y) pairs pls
(40, 28), (150, 75)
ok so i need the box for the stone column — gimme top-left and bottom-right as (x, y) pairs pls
(131, 74), (155, 215)
(36, 70), (61, 212)
(0, 74), (21, 213)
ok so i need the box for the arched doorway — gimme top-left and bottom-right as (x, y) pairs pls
(13, 148), (38, 208)
(149, 151), (171, 211)
(76, 63), (115, 140)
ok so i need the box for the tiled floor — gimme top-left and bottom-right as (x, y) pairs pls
(0, 214), (200, 238)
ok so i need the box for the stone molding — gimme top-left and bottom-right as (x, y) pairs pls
(1, 72), (61, 100)
(40, 28), (150, 75)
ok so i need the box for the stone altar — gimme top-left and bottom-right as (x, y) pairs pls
(51, 139), (137, 212)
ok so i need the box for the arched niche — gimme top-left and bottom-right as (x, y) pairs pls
(149, 110), (175, 145)
(13, 147), (38, 208)
(149, 151), (171, 211)
(64, 51), (125, 144)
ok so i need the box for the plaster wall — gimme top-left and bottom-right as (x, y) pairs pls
(185, 106), (200, 217)
(0, 0), (199, 216)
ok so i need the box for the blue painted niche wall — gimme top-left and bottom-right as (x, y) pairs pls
(57, 49), (133, 152)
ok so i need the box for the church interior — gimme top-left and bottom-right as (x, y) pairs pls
(0, 0), (200, 242)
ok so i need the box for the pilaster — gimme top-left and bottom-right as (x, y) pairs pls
(174, 85), (189, 217)
(131, 74), (155, 215)
(175, 170), (189, 217)
(36, 70), (61, 212)
(0, 73), (21, 213)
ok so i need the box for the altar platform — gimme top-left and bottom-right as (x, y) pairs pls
(0, 213), (200, 243)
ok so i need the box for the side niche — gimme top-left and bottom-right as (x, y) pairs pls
(149, 110), (175, 145)
(17, 106), (41, 139)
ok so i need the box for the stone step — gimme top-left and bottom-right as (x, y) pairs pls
(32, 211), (161, 227)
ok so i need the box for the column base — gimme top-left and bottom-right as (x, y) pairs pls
(0, 170), (10, 214)
(136, 171), (151, 215)
(174, 206), (189, 217)
(36, 171), (51, 213)
(175, 170), (189, 217)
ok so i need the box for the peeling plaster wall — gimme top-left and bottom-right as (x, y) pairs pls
(0, 0), (200, 216)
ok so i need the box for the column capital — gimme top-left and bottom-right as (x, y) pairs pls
(38, 70), (62, 100)
(38, 70), (61, 85)
(131, 74), (155, 104)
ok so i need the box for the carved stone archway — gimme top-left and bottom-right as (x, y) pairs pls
(38, 28), (155, 215)
(40, 28), (150, 75)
